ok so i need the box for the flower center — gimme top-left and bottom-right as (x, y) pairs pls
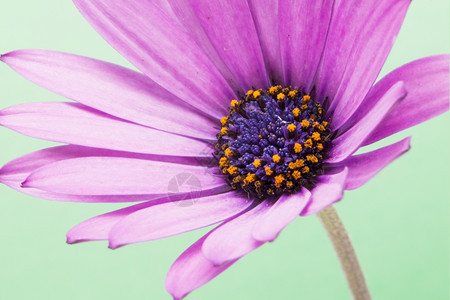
(216, 86), (331, 200)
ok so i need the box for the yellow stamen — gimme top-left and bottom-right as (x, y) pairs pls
(286, 181), (293, 189)
(302, 166), (310, 173)
(307, 154), (318, 163)
(220, 127), (229, 135)
(300, 104), (308, 110)
(292, 170), (301, 180)
(322, 121), (328, 127)
(230, 99), (239, 107)
(311, 132), (321, 141)
(253, 159), (261, 168)
(224, 148), (233, 157)
(293, 143), (302, 153)
(303, 95), (311, 101)
(304, 139), (313, 148)
(288, 90), (297, 98)
(219, 157), (229, 167)
(272, 154), (281, 163)
(244, 173), (257, 184)
(292, 107), (300, 117)
(246, 89), (254, 96)
(253, 90), (261, 98)
(274, 174), (285, 188)
(287, 124), (296, 132)
(220, 116), (228, 126)
(265, 166), (273, 176)
(227, 165), (238, 175)
(277, 93), (285, 101)
(255, 180), (262, 189)
(301, 119), (310, 128)
(268, 85), (280, 95)
(316, 143), (324, 151)
(288, 159), (304, 170)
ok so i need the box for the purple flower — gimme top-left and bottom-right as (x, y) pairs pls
(0, 1), (448, 299)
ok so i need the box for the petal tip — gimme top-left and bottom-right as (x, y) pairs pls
(108, 239), (123, 250)
(66, 235), (76, 244)
(20, 178), (32, 188)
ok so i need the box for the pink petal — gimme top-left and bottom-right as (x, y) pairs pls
(1, 49), (216, 139)
(0, 145), (215, 202)
(253, 188), (311, 242)
(168, 0), (269, 91)
(279, 0), (334, 91)
(1, 179), (162, 203)
(108, 191), (249, 249)
(363, 55), (450, 145)
(202, 203), (270, 265)
(67, 186), (229, 244)
(22, 156), (224, 195)
(327, 81), (406, 163)
(166, 233), (238, 300)
(247, 0), (283, 84)
(0, 102), (211, 156)
(328, 137), (411, 190)
(315, 0), (410, 129)
(73, 0), (235, 118)
(300, 168), (348, 216)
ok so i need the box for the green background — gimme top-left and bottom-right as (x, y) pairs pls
(0, 1), (448, 299)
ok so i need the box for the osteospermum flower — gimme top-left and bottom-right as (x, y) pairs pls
(0, 0), (448, 299)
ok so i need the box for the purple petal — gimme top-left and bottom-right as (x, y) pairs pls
(300, 168), (348, 216)
(73, 0), (235, 118)
(67, 186), (229, 244)
(247, 0), (283, 84)
(362, 55), (450, 145)
(168, 0), (269, 91)
(22, 156), (223, 195)
(202, 203), (269, 265)
(328, 137), (411, 190)
(279, 0), (334, 90)
(166, 233), (237, 300)
(327, 82), (406, 163)
(0, 102), (212, 156)
(253, 188), (311, 242)
(315, 0), (410, 129)
(108, 191), (248, 249)
(0, 145), (206, 202)
(0, 49), (216, 139)
(152, 0), (177, 19)
(1, 179), (162, 203)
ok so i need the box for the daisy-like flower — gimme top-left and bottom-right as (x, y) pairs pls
(0, 1), (448, 299)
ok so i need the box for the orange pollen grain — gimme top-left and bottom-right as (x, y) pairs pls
(272, 154), (281, 163)
(292, 170), (301, 180)
(301, 119), (310, 128)
(253, 159), (261, 168)
(294, 143), (302, 153)
(287, 124), (297, 132)
(274, 175), (285, 188)
(304, 139), (313, 148)
(311, 132), (321, 141)
(265, 167), (273, 176)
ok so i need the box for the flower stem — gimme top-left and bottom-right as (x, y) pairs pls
(317, 205), (371, 300)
